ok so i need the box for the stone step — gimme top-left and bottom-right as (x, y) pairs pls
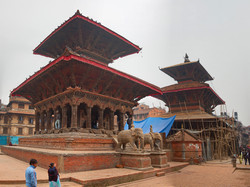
(156, 172), (165, 177)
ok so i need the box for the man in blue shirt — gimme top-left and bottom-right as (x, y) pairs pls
(25, 159), (38, 187)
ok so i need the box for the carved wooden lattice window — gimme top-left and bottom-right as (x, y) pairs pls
(29, 128), (33, 135)
(18, 128), (23, 135)
(18, 103), (24, 109)
(18, 116), (23, 124)
(29, 105), (34, 109)
(4, 116), (8, 124)
(29, 118), (34, 125)
(3, 127), (8, 134)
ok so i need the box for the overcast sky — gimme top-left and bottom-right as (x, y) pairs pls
(0, 0), (249, 126)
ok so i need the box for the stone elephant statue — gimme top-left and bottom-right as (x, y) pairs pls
(141, 132), (163, 151)
(116, 128), (144, 151)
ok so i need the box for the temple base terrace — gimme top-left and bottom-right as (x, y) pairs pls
(0, 153), (188, 186)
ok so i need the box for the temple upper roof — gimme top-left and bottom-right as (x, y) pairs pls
(160, 60), (213, 83)
(33, 10), (141, 65)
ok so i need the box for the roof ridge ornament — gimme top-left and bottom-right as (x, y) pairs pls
(184, 53), (190, 63)
(75, 10), (81, 16)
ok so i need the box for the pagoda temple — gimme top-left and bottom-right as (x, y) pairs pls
(156, 54), (224, 115)
(2, 11), (164, 172)
(11, 10), (162, 135)
(156, 55), (236, 160)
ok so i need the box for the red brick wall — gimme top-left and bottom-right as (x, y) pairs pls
(2, 146), (58, 169)
(121, 154), (151, 169)
(2, 146), (120, 173)
(19, 137), (114, 150)
(172, 141), (202, 161)
(64, 154), (120, 172)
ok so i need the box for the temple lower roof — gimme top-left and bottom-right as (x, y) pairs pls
(159, 110), (217, 120)
(11, 54), (162, 104)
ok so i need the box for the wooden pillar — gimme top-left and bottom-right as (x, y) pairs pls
(86, 106), (91, 129)
(71, 104), (78, 129)
(61, 106), (67, 130)
(41, 111), (45, 131)
(47, 110), (52, 131)
(120, 113), (125, 131)
(35, 111), (40, 133)
(45, 111), (50, 132)
(79, 110), (83, 128)
(52, 108), (57, 129)
(98, 108), (104, 129)
(110, 111), (114, 130)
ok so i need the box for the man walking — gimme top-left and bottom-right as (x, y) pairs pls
(25, 159), (38, 187)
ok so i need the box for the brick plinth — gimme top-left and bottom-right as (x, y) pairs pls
(172, 141), (202, 162)
(150, 151), (169, 168)
(2, 146), (120, 173)
(18, 134), (114, 151)
(120, 152), (153, 171)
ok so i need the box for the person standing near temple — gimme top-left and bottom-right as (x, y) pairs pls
(243, 149), (249, 165)
(48, 163), (61, 187)
(127, 116), (132, 129)
(248, 148), (250, 165)
(25, 159), (38, 187)
(54, 110), (61, 129)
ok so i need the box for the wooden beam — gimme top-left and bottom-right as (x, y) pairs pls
(58, 65), (70, 90)
(48, 71), (63, 93)
(70, 63), (77, 87)
(79, 65), (93, 89)
(101, 74), (116, 95)
(91, 70), (105, 92)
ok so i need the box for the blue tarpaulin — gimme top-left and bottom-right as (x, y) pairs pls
(10, 136), (19, 145)
(0, 136), (7, 145)
(124, 116), (176, 137)
(0, 136), (20, 145)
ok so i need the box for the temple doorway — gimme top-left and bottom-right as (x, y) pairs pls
(104, 108), (111, 130)
(66, 104), (71, 128)
(91, 105), (99, 129)
(78, 103), (87, 128)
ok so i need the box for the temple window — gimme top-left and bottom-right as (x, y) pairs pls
(3, 127), (8, 134)
(18, 116), (23, 124)
(18, 128), (23, 135)
(29, 128), (33, 135)
(4, 116), (8, 124)
(29, 105), (34, 109)
(29, 118), (34, 124)
(18, 103), (24, 109)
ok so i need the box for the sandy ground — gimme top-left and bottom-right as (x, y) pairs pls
(110, 162), (250, 187)
(2, 182), (81, 187)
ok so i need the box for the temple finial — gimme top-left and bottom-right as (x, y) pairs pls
(75, 10), (81, 15)
(184, 53), (190, 63)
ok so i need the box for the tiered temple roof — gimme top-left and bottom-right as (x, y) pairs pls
(160, 60), (213, 83)
(155, 55), (224, 114)
(33, 10), (141, 64)
(11, 10), (162, 105)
